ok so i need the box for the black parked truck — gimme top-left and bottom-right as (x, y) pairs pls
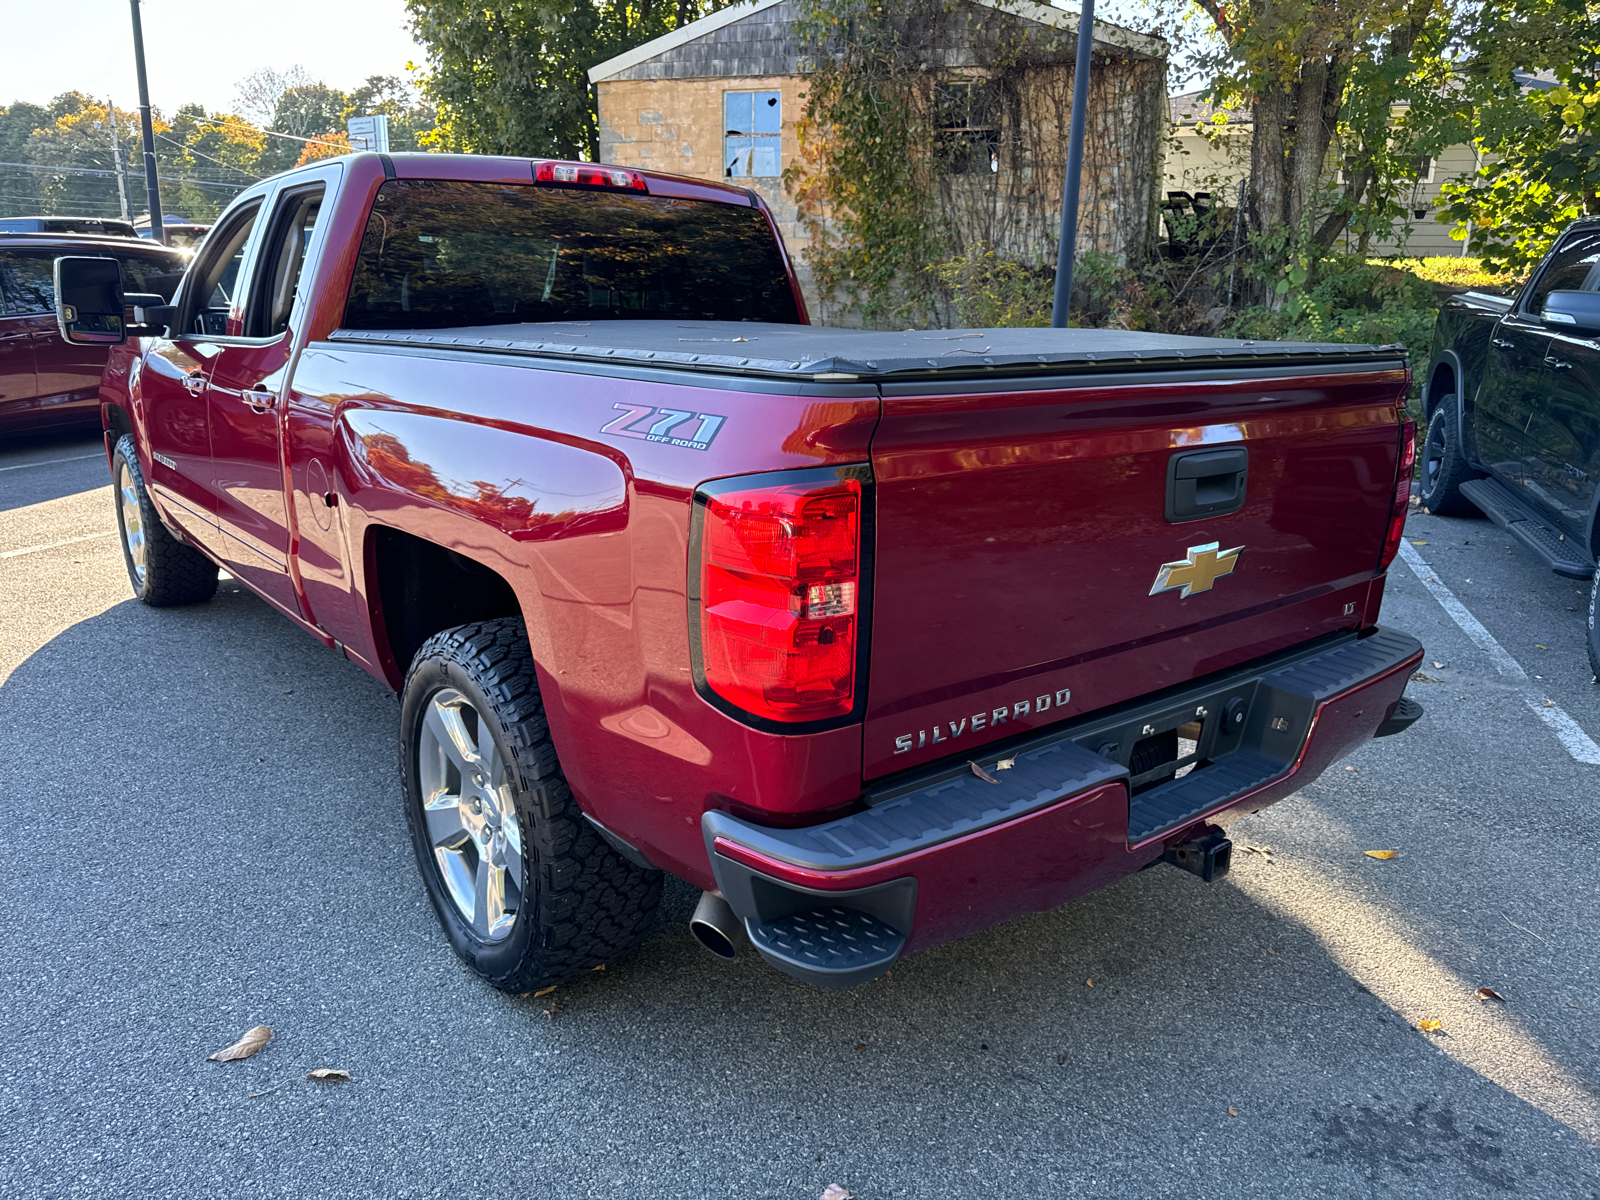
(1420, 216), (1600, 680)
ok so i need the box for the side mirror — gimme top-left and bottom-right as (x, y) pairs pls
(1543, 290), (1600, 334)
(54, 256), (126, 345)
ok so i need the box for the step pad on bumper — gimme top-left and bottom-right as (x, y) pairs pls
(1458, 478), (1595, 579)
(746, 907), (907, 990)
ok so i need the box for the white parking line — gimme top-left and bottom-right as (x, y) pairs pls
(0, 452), (103, 474)
(0, 531), (116, 560)
(1399, 540), (1600, 765)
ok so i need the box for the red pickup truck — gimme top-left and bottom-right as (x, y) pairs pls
(55, 153), (1424, 990)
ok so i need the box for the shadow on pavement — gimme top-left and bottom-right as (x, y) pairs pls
(0, 429), (109, 512)
(0, 579), (1591, 1199)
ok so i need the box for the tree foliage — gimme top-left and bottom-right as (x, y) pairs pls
(404, 0), (731, 160)
(1437, 0), (1600, 272)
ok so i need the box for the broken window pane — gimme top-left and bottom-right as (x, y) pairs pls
(724, 90), (781, 177)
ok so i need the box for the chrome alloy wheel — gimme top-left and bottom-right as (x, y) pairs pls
(417, 688), (524, 941)
(116, 459), (147, 588)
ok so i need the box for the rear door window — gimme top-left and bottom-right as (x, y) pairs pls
(246, 184), (325, 338)
(0, 250), (183, 315)
(342, 179), (801, 330)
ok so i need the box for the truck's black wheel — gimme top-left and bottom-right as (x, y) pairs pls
(400, 618), (662, 992)
(111, 434), (219, 606)
(1419, 399), (1482, 518)
(1587, 567), (1600, 684)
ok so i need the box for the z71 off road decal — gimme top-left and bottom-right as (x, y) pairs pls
(601, 403), (726, 450)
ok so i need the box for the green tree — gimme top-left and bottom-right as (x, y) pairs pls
(404, 0), (730, 160)
(1438, 0), (1600, 272)
(0, 101), (49, 215)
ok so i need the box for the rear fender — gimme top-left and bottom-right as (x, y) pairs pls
(337, 408), (631, 687)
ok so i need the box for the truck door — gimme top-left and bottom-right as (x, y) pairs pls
(1477, 315), (1548, 487)
(203, 175), (332, 618)
(137, 200), (264, 556)
(1520, 231), (1600, 534)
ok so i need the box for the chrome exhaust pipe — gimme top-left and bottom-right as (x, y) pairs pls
(690, 891), (743, 960)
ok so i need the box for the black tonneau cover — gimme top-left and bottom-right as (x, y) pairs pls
(328, 321), (1405, 383)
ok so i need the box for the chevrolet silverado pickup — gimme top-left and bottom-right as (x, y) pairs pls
(1420, 215), (1600, 680)
(54, 152), (1424, 990)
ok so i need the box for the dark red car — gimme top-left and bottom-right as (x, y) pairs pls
(0, 234), (185, 437)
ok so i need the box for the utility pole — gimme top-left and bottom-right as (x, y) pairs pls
(107, 98), (131, 220)
(1050, 0), (1096, 328)
(129, 0), (165, 243)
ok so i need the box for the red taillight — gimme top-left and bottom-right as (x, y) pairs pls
(533, 161), (647, 191)
(698, 476), (863, 722)
(1377, 418), (1417, 572)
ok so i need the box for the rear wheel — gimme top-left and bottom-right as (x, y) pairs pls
(111, 435), (218, 606)
(400, 618), (661, 991)
(1419, 399), (1482, 518)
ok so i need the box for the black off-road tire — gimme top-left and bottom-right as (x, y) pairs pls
(1419, 399), (1482, 518)
(1587, 566), (1599, 684)
(111, 434), (219, 606)
(400, 619), (662, 992)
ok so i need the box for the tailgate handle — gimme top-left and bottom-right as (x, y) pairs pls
(1166, 446), (1248, 523)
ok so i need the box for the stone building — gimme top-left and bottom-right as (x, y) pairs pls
(588, 0), (1167, 321)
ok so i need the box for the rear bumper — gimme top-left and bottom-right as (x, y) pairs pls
(704, 626), (1423, 987)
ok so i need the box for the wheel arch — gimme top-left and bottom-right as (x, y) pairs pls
(364, 525), (529, 689)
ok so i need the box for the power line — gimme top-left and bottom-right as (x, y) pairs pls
(154, 131), (266, 182)
(0, 161), (248, 191)
(203, 117), (344, 149)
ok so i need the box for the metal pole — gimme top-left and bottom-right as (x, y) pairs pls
(107, 98), (131, 220)
(1050, 0), (1095, 328)
(129, 0), (165, 244)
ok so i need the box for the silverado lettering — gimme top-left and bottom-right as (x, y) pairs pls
(58, 151), (1424, 994)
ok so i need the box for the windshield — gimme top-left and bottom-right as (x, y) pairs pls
(342, 179), (801, 330)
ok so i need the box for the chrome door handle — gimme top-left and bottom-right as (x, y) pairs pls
(1491, 337), (1516, 349)
(243, 388), (278, 413)
(181, 371), (207, 396)
(1544, 356), (1572, 370)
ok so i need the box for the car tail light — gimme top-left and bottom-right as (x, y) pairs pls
(533, 161), (647, 191)
(696, 474), (864, 723)
(1377, 418), (1417, 572)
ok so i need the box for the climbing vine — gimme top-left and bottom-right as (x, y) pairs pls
(783, 0), (1164, 327)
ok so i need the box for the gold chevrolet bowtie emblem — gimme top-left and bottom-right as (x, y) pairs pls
(1149, 541), (1244, 598)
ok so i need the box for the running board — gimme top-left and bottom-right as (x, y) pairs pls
(1458, 478), (1595, 579)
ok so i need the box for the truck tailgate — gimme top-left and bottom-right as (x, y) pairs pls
(864, 364), (1409, 777)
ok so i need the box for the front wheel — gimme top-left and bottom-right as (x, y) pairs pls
(400, 618), (662, 991)
(111, 435), (218, 606)
(1418, 399), (1482, 518)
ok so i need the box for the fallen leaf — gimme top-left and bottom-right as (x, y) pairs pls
(1345, 765), (1355, 771)
(1536, 644), (1548, 650)
(1364, 850), (1400, 860)
(1085, 978), (1094, 988)
(996, 756), (1017, 770)
(533, 986), (557, 997)
(1228, 1107), (1239, 1117)
(543, 1004), (565, 1019)
(1543, 699), (1556, 708)
(206, 1025), (271, 1062)
(1056, 1054), (1067, 1065)
(1476, 987), (1506, 1003)
(1409, 540), (1429, 546)
(854, 1043), (867, 1052)
(1410, 671), (1441, 683)
(969, 760), (1001, 784)
(591, 964), (606, 971)
(1417, 1019), (1443, 1033)
(306, 1069), (351, 1081)
(820, 1186), (854, 1200)
(1432, 661), (1444, 668)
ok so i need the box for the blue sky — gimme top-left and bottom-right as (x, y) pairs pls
(4, 0), (424, 116)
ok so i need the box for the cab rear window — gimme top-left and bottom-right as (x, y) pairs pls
(342, 179), (801, 330)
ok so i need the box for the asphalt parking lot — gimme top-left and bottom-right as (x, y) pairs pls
(2, 429), (1597, 1200)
